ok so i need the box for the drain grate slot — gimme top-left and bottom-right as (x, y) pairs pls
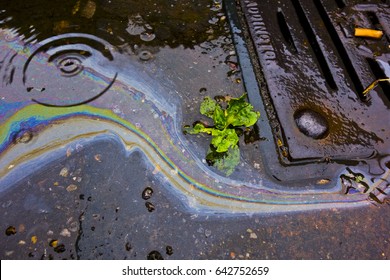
(291, 0), (338, 90)
(277, 8), (298, 53)
(314, 0), (364, 96)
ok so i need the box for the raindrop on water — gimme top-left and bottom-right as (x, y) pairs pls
(57, 57), (83, 77)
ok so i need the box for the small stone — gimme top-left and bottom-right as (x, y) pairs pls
(54, 244), (66, 253)
(125, 242), (132, 251)
(60, 228), (71, 237)
(94, 154), (102, 162)
(59, 167), (69, 177)
(166, 246), (173, 255)
(18, 224), (25, 233)
(204, 229), (212, 238)
(147, 250), (164, 260)
(142, 187), (153, 200)
(249, 232), (258, 239)
(66, 184), (78, 192)
(230, 251), (236, 259)
(145, 202), (155, 212)
(5, 226), (16, 236)
(49, 239), (58, 247)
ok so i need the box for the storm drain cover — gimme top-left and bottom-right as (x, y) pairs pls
(226, 0), (390, 186)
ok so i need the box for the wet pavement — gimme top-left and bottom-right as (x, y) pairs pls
(0, 0), (389, 259)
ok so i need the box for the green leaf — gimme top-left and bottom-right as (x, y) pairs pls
(200, 96), (217, 118)
(213, 105), (227, 129)
(183, 123), (213, 135)
(206, 145), (240, 176)
(210, 128), (239, 152)
(226, 94), (260, 127)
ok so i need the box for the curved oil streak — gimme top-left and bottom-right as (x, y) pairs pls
(0, 30), (388, 213)
(0, 105), (385, 214)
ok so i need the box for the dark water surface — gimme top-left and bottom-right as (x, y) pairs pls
(0, 0), (389, 259)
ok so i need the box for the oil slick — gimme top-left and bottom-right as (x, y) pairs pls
(0, 29), (389, 215)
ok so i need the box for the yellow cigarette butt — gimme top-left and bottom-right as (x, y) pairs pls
(354, 28), (383, 39)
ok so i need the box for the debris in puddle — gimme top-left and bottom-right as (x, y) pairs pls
(13, 130), (33, 144)
(5, 251), (14, 257)
(66, 148), (73, 157)
(247, 228), (258, 239)
(354, 28), (383, 39)
(316, 179), (331, 185)
(49, 239), (58, 247)
(230, 251), (236, 259)
(66, 184), (78, 192)
(125, 242), (132, 251)
(142, 187), (153, 200)
(147, 250), (164, 260)
(31, 235), (38, 244)
(80, 0), (96, 19)
(60, 228), (71, 237)
(166, 245), (173, 256)
(145, 202), (155, 212)
(94, 154), (102, 162)
(362, 78), (390, 97)
(341, 167), (369, 194)
(53, 244), (66, 253)
(5, 226), (17, 236)
(59, 167), (69, 177)
(72, 176), (82, 183)
(18, 224), (25, 233)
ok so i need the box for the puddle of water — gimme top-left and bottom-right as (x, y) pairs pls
(0, 0), (389, 220)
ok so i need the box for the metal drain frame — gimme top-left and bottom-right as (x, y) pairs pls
(225, 0), (390, 185)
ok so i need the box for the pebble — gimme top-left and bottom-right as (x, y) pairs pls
(60, 228), (71, 237)
(66, 184), (78, 192)
(59, 167), (69, 177)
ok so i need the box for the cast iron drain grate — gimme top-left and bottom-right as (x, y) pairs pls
(227, 0), (390, 183)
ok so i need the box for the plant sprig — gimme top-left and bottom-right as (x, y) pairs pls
(184, 93), (260, 175)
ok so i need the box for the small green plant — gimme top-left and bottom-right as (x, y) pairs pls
(184, 93), (260, 175)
